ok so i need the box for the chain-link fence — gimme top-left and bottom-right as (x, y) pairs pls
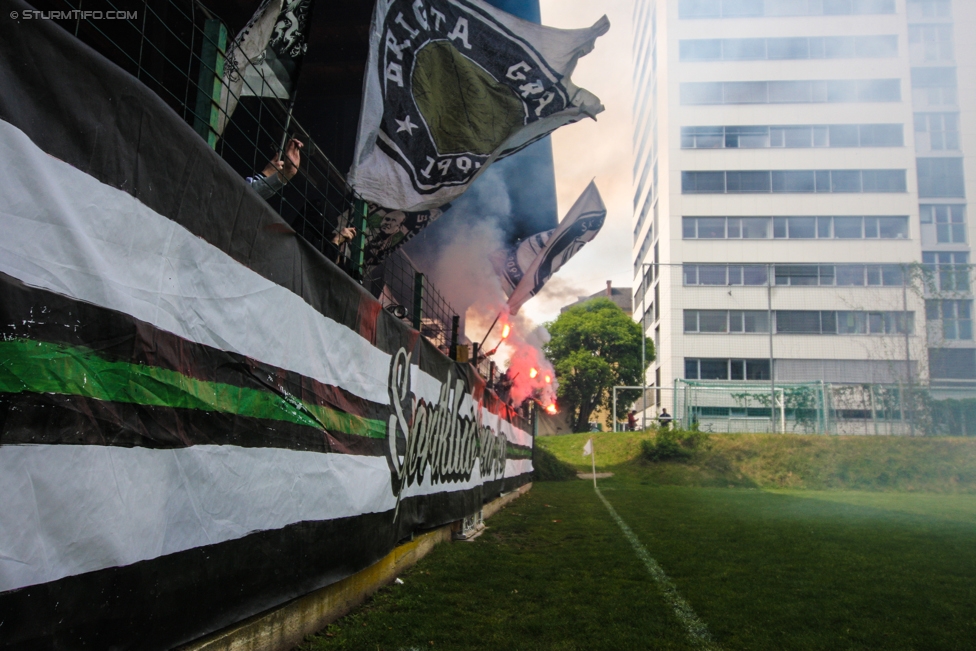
(633, 261), (976, 435)
(37, 0), (461, 351)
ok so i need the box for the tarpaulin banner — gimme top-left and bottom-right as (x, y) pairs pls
(0, 2), (530, 649)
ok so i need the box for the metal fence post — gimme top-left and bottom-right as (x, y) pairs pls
(902, 271), (916, 436)
(351, 199), (369, 280)
(412, 272), (425, 330)
(450, 315), (459, 360)
(193, 19), (227, 148)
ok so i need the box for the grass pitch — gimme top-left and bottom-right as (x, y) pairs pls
(302, 434), (976, 650)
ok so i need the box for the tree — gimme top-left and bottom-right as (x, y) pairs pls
(544, 298), (653, 432)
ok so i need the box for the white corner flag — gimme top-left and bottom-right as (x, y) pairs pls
(583, 437), (596, 486)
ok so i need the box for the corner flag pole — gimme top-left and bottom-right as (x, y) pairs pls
(590, 438), (596, 488)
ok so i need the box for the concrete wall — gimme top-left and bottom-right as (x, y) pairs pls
(178, 483), (533, 651)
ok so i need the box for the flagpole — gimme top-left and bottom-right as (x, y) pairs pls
(278, 90), (299, 159)
(478, 312), (503, 350)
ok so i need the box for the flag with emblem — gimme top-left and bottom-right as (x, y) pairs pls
(217, 0), (314, 136)
(490, 181), (606, 314)
(347, 0), (609, 211)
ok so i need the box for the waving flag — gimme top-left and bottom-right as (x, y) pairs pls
(348, 0), (609, 211)
(217, 0), (314, 136)
(491, 181), (606, 314)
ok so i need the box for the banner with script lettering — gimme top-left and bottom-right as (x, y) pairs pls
(347, 0), (609, 211)
(0, 8), (530, 650)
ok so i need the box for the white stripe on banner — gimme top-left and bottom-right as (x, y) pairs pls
(0, 119), (531, 447)
(0, 444), (391, 592)
(0, 121), (386, 405)
(0, 444), (530, 593)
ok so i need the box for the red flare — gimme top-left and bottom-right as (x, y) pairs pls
(544, 374), (551, 384)
(545, 403), (558, 415)
(529, 367), (538, 379)
(501, 323), (511, 339)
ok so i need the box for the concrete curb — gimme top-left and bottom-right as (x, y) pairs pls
(178, 482), (532, 651)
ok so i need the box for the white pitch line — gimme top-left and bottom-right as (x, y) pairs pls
(594, 485), (722, 651)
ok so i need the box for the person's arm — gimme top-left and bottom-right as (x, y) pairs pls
(247, 138), (303, 199)
(246, 173), (285, 199)
(331, 226), (357, 246)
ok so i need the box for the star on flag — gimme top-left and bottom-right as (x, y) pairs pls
(395, 115), (418, 136)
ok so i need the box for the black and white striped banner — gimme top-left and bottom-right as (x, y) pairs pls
(0, 3), (530, 648)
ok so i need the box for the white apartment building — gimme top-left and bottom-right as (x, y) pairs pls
(631, 0), (976, 429)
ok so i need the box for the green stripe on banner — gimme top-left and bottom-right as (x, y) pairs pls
(0, 339), (387, 439)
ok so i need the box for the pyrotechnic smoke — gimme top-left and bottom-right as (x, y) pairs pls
(419, 175), (559, 411)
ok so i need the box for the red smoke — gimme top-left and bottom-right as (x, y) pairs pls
(495, 316), (558, 409)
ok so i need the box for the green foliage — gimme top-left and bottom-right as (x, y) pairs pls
(544, 298), (652, 433)
(531, 444), (578, 482)
(640, 428), (711, 462)
(732, 385), (822, 433)
(929, 398), (976, 436)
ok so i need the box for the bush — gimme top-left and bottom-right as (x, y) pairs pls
(532, 445), (579, 481)
(640, 428), (711, 463)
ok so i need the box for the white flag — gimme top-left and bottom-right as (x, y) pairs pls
(217, 0), (314, 136)
(217, 0), (283, 137)
(348, 0), (609, 211)
(583, 438), (593, 457)
(498, 182), (606, 314)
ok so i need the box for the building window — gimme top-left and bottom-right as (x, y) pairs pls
(923, 252), (969, 292)
(917, 158), (965, 198)
(679, 36), (897, 61)
(633, 223), (655, 277)
(773, 264), (904, 286)
(678, 0), (895, 19)
(680, 124), (902, 149)
(926, 300), (973, 340)
(683, 264), (769, 286)
(908, 24), (954, 62)
(680, 80), (900, 105)
(911, 67), (957, 107)
(928, 349), (976, 380)
(682, 170), (906, 194)
(685, 358), (771, 381)
(682, 216), (908, 240)
(912, 67), (957, 90)
(684, 310), (770, 333)
(634, 193), (654, 243)
(907, 0), (951, 20)
(920, 204), (966, 243)
(775, 311), (913, 335)
(914, 113), (959, 151)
